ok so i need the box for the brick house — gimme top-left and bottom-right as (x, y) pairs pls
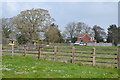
(75, 34), (96, 44)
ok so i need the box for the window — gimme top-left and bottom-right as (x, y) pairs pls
(80, 37), (83, 39)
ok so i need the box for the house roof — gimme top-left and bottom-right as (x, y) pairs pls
(77, 35), (84, 37)
(77, 34), (96, 42)
(77, 34), (90, 38)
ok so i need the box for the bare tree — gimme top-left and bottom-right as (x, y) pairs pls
(92, 25), (107, 43)
(82, 26), (94, 35)
(64, 22), (76, 39)
(63, 22), (93, 42)
(1, 18), (14, 38)
(75, 22), (83, 35)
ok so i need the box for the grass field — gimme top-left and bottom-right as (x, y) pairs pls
(2, 55), (119, 78)
(50, 45), (117, 49)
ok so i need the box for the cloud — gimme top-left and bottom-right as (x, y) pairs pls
(1, 2), (118, 32)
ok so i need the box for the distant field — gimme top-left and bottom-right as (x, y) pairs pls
(50, 45), (117, 49)
(2, 55), (118, 78)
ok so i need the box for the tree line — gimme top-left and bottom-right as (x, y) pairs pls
(2, 8), (64, 44)
(1, 8), (120, 46)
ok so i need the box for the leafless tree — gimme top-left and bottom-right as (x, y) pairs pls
(63, 22), (93, 40)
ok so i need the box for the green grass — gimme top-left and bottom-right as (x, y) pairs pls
(2, 55), (119, 78)
(51, 45), (117, 49)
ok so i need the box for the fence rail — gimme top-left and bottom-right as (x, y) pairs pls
(2, 45), (120, 68)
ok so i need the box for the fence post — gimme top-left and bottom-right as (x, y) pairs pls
(118, 47), (120, 69)
(12, 45), (14, 56)
(38, 45), (41, 59)
(0, 44), (2, 56)
(72, 47), (75, 64)
(54, 46), (57, 61)
(92, 48), (96, 66)
(24, 45), (27, 56)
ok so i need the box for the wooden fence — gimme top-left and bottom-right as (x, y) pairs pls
(2, 45), (120, 68)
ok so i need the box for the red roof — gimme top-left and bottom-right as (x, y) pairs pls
(77, 34), (96, 43)
(77, 34), (90, 38)
(77, 35), (84, 37)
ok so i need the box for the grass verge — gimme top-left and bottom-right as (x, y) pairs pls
(2, 55), (118, 78)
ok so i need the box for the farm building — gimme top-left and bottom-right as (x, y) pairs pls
(75, 34), (96, 44)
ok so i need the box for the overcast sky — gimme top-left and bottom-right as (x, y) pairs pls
(1, 2), (118, 32)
